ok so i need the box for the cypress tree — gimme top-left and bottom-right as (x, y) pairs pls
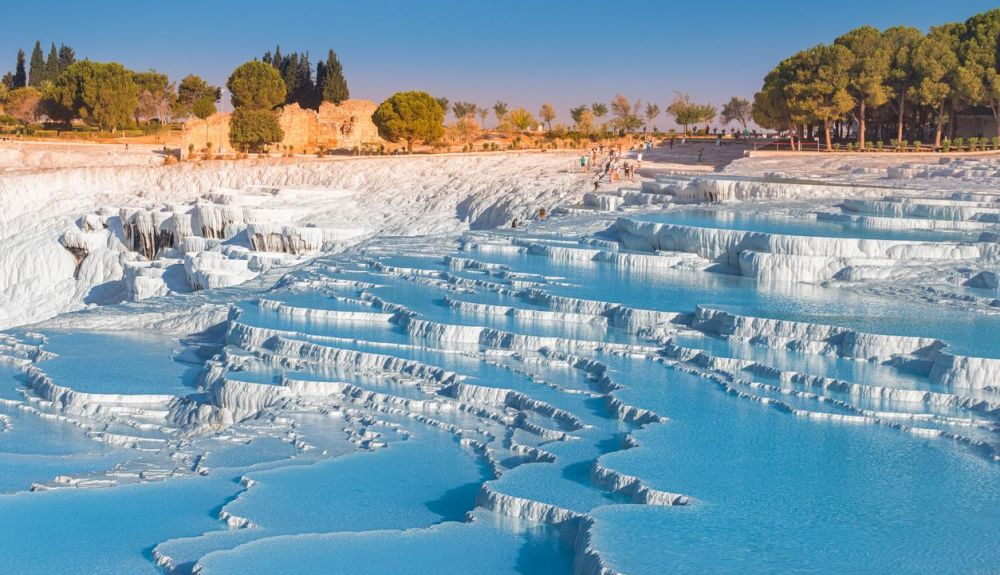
(45, 43), (59, 83)
(281, 52), (298, 105)
(321, 50), (349, 104)
(28, 41), (45, 86)
(57, 44), (75, 73)
(13, 49), (26, 88)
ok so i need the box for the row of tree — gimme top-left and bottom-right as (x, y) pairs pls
(1, 42), (76, 90)
(260, 47), (349, 110)
(434, 94), (748, 136)
(753, 7), (1000, 150)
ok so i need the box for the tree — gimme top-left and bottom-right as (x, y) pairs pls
(6, 87), (43, 126)
(590, 102), (607, 119)
(13, 49), (26, 88)
(229, 108), (283, 152)
(437, 97), (450, 115)
(569, 105), (588, 125)
(575, 108), (594, 133)
(667, 93), (715, 135)
(57, 44), (75, 73)
(539, 103), (556, 130)
(193, 97), (217, 147)
(645, 102), (661, 130)
(493, 101), (507, 124)
(959, 8), (1000, 137)
(372, 90), (445, 150)
(795, 44), (855, 150)
(911, 26), (959, 146)
(45, 43), (59, 84)
(720, 97), (752, 131)
(610, 94), (642, 131)
(507, 107), (537, 131)
(227, 61), (286, 110)
(133, 70), (175, 122)
(835, 26), (891, 146)
(28, 41), (45, 87)
(882, 26), (922, 146)
(452, 101), (477, 120)
(174, 74), (220, 118)
(318, 50), (349, 104)
(50, 61), (139, 130)
(477, 106), (489, 128)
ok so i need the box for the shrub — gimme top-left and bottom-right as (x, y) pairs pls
(846, 142), (855, 151)
(876, 141), (884, 151)
(941, 139), (951, 152)
(889, 139), (898, 149)
(913, 141), (921, 150)
(953, 137), (964, 151)
(229, 108), (284, 152)
(832, 143), (840, 151)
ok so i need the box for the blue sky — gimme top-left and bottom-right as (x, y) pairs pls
(2, 0), (996, 127)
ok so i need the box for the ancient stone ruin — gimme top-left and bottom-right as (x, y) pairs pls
(181, 99), (382, 155)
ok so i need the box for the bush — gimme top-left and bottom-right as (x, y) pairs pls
(913, 141), (921, 150)
(229, 108), (284, 152)
(832, 143), (840, 151)
(942, 138), (951, 152)
(846, 142), (855, 151)
(889, 139), (898, 149)
(876, 141), (884, 151)
(992, 136), (1000, 150)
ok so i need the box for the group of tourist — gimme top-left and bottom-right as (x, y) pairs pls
(580, 141), (654, 189)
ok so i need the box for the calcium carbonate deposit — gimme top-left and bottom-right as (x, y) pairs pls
(0, 149), (998, 574)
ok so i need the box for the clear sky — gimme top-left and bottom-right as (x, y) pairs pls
(1, 0), (996, 128)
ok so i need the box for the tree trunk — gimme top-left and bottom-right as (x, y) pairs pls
(823, 118), (832, 151)
(858, 101), (866, 147)
(896, 93), (905, 147)
(935, 101), (944, 148)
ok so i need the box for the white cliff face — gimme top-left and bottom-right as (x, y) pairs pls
(0, 153), (590, 329)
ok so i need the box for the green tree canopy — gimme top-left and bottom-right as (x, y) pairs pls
(229, 108), (284, 151)
(667, 93), (715, 134)
(372, 90), (445, 150)
(227, 61), (286, 110)
(911, 26), (960, 145)
(51, 61), (138, 130)
(174, 74), (220, 118)
(6, 86), (43, 125)
(539, 103), (556, 130)
(133, 70), (174, 121)
(834, 26), (891, 146)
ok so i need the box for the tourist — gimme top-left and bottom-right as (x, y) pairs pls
(636, 151), (643, 169)
(579, 155), (588, 172)
(698, 148), (704, 162)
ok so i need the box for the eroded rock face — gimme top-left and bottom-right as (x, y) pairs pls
(181, 100), (382, 153)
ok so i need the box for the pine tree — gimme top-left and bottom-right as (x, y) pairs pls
(28, 41), (45, 86)
(45, 43), (59, 83)
(320, 50), (348, 104)
(281, 52), (299, 105)
(57, 44), (75, 73)
(13, 49), (26, 88)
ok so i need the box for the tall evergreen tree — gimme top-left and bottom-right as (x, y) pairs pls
(45, 43), (59, 83)
(13, 49), (26, 88)
(57, 44), (75, 72)
(320, 50), (348, 104)
(293, 52), (317, 109)
(28, 41), (45, 87)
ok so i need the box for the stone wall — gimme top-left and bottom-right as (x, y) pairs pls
(181, 99), (382, 155)
(180, 113), (231, 156)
